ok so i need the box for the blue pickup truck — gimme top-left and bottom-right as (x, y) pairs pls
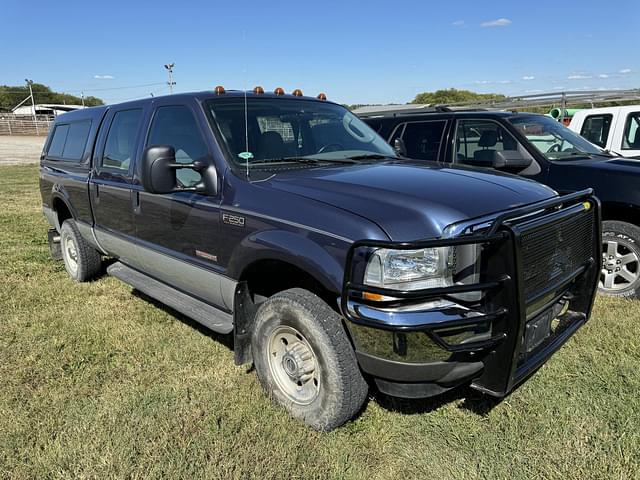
(40, 88), (600, 430)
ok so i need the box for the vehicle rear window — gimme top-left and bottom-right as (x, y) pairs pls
(622, 112), (640, 150)
(580, 114), (612, 148)
(46, 120), (92, 161)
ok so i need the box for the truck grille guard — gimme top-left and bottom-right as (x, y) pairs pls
(341, 189), (601, 396)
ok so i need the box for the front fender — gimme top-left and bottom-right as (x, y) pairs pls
(227, 229), (347, 294)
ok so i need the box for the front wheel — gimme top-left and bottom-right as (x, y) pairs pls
(251, 288), (368, 431)
(600, 220), (640, 298)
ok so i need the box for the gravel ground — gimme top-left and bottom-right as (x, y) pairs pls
(0, 136), (45, 166)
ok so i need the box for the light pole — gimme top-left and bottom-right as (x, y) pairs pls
(25, 79), (38, 134)
(164, 63), (176, 94)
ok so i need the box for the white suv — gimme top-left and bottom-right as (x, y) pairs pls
(569, 106), (640, 158)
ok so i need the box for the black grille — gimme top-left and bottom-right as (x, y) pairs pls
(520, 209), (595, 302)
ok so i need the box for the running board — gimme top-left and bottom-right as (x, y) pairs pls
(107, 261), (233, 334)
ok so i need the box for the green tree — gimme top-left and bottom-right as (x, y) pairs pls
(411, 88), (505, 105)
(0, 83), (104, 112)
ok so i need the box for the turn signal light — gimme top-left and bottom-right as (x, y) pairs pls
(317, 92), (327, 100)
(214, 85), (225, 94)
(253, 86), (265, 94)
(274, 87), (285, 95)
(363, 292), (384, 302)
(292, 89), (303, 97)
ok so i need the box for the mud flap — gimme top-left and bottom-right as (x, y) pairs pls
(233, 282), (258, 365)
(47, 228), (62, 260)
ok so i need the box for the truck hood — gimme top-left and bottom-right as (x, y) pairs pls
(265, 160), (557, 240)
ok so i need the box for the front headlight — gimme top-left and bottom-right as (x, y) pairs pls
(364, 247), (454, 291)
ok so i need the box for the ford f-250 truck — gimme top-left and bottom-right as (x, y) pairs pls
(40, 87), (600, 430)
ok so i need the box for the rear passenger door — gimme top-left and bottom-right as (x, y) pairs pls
(389, 120), (448, 161)
(132, 100), (230, 309)
(90, 106), (145, 264)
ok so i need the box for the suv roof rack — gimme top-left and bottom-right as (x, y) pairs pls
(353, 104), (487, 117)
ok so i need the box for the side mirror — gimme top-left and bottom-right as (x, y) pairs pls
(470, 150), (533, 172)
(140, 145), (217, 195)
(393, 138), (407, 157)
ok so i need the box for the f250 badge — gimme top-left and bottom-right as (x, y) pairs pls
(222, 212), (246, 227)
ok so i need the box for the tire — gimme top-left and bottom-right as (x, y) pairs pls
(600, 220), (640, 298)
(251, 288), (368, 431)
(60, 219), (102, 282)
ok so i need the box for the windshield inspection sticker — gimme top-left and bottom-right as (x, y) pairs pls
(238, 151), (254, 161)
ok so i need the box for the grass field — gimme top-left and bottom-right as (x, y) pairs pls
(1, 164), (639, 479)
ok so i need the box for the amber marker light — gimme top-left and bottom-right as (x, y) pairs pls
(363, 292), (384, 302)
(274, 87), (285, 95)
(214, 85), (226, 94)
(292, 89), (303, 97)
(253, 86), (265, 94)
(317, 92), (327, 100)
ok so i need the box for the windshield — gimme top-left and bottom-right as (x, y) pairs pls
(205, 97), (395, 166)
(509, 115), (603, 160)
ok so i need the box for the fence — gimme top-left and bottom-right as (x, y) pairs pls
(0, 114), (53, 136)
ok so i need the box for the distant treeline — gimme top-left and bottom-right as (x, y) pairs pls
(0, 83), (104, 112)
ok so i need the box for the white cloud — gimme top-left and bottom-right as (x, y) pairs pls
(497, 80), (512, 84)
(597, 74), (609, 79)
(522, 76), (535, 80)
(481, 18), (512, 27)
(452, 20), (465, 27)
(94, 74), (115, 80)
(524, 89), (542, 93)
(619, 68), (632, 74)
(568, 74), (592, 80)
(474, 80), (493, 85)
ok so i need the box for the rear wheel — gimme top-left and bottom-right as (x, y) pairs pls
(600, 221), (640, 298)
(60, 220), (102, 282)
(251, 288), (368, 431)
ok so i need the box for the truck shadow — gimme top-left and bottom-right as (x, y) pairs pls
(130, 289), (235, 350)
(373, 385), (502, 417)
(127, 286), (501, 418)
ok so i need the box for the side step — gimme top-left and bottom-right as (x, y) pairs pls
(107, 261), (233, 334)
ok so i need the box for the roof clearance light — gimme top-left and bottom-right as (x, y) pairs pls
(317, 92), (327, 100)
(274, 87), (285, 95)
(253, 86), (265, 94)
(292, 89), (303, 97)
(214, 85), (226, 94)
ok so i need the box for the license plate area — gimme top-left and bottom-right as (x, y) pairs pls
(523, 309), (553, 354)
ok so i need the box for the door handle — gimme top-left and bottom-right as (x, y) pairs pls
(132, 190), (141, 215)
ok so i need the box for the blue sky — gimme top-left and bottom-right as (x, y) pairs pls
(1, 0), (638, 105)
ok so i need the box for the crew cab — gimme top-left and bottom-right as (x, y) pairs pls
(40, 89), (599, 430)
(359, 106), (639, 298)
(569, 105), (640, 159)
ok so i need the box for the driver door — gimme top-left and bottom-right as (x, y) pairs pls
(452, 119), (544, 182)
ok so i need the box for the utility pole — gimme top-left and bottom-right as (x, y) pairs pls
(81, 91), (85, 108)
(25, 79), (38, 135)
(164, 63), (176, 94)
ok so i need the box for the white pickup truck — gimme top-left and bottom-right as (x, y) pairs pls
(569, 106), (640, 158)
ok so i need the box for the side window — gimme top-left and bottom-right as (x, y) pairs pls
(399, 121), (446, 160)
(455, 119), (533, 170)
(580, 114), (612, 148)
(47, 124), (69, 158)
(622, 112), (640, 150)
(102, 109), (142, 172)
(45, 120), (92, 161)
(147, 105), (208, 187)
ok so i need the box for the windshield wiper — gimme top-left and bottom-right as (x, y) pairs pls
(244, 156), (358, 166)
(345, 153), (389, 161)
